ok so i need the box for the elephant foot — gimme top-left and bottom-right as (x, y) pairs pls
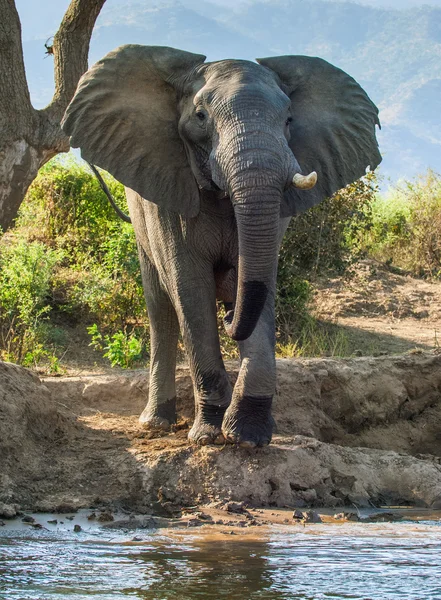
(188, 403), (227, 446)
(222, 395), (274, 448)
(139, 397), (177, 431)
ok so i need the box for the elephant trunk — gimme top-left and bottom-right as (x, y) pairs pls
(224, 188), (281, 341)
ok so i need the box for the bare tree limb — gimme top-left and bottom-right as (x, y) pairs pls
(47, 0), (107, 121)
(0, 0), (33, 138)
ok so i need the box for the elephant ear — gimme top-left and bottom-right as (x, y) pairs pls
(256, 55), (381, 217)
(62, 45), (206, 217)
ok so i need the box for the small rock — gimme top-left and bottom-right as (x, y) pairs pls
(73, 524), (82, 532)
(87, 512), (97, 521)
(0, 521), (5, 527)
(187, 518), (203, 527)
(132, 536), (142, 542)
(98, 511), (114, 522)
(0, 503), (20, 519)
(334, 512), (359, 522)
(31, 523), (43, 529)
(22, 515), (35, 524)
(197, 513), (213, 521)
(225, 501), (246, 514)
(302, 510), (322, 524)
(47, 519), (58, 525)
(283, 519), (290, 523)
(66, 516), (75, 521)
(292, 510), (304, 520)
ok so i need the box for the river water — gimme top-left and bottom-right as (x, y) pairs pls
(1, 514), (441, 599)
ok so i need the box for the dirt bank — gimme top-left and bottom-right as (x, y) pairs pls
(1, 354), (441, 517)
(313, 260), (441, 354)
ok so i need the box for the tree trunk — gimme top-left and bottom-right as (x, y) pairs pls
(0, 0), (106, 232)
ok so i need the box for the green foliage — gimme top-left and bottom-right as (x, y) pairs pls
(360, 170), (441, 278)
(21, 158), (146, 330)
(0, 157), (147, 369)
(5, 159), (439, 368)
(87, 323), (146, 369)
(0, 237), (63, 366)
(275, 172), (378, 350)
(279, 171), (378, 279)
(19, 156), (128, 253)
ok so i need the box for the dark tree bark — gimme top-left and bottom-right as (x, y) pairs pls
(0, 0), (106, 231)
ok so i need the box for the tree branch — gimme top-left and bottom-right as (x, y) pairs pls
(47, 0), (106, 121)
(0, 0), (33, 139)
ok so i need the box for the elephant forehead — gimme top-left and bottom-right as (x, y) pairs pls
(196, 61), (289, 109)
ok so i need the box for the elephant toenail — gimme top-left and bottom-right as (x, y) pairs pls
(239, 440), (256, 449)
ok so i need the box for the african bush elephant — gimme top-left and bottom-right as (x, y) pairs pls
(62, 45), (381, 448)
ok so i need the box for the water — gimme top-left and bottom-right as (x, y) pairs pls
(1, 516), (441, 599)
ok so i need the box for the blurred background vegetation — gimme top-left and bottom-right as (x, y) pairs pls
(0, 159), (440, 372)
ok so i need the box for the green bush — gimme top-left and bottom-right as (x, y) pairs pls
(87, 323), (147, 369)
(275, 172), (378, 349)
(361, 170), (441, 278)
(0, 158), (148, 369)
(279, 171), (377, 280)
(0, 158), (396, 366)
(0, 237), (63, 365)
(21, 158), (146, 329)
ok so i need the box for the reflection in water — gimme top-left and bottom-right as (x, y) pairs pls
(1, 523), (441, 599)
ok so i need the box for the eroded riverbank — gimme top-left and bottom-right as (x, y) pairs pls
(1, 353), (441, 516)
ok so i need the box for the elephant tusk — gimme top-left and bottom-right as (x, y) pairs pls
(292, 171), (318, 190)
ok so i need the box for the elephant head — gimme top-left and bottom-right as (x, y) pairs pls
(62, 45), (381, 341)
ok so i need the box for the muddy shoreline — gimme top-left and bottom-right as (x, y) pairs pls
(1, 353), (441, 517)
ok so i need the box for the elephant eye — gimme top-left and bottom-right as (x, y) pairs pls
(286, 117), (293, 126)
(196, 110), (206, 121)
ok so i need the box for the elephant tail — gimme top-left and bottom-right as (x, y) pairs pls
(88, 163), (132, 224)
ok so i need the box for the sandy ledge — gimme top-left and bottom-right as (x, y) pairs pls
(1, 353), (441, 519)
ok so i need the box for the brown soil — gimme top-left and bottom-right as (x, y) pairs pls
(1, 354), (441, 523)
(313, 260), (441, 355)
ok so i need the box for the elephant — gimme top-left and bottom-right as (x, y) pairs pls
(62, 45), (381, 448)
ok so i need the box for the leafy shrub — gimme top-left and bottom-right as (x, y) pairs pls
(20, 158), (146, 331)
(275, 172), (378, 348)
(361, 170), (441, 278)
(279, 171), (378, 279)
(87, 323), (146, 368)
(0, 157), (385, 366)
(0, 237), (63, 365)
(19, 156), (128, 254)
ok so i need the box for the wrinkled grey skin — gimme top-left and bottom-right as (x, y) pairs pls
(62, 45), (381, 447)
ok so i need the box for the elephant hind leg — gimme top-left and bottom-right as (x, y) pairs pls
(138, 247), (179, 431)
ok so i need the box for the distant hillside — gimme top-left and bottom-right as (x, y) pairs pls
(20, 0), (441, 184)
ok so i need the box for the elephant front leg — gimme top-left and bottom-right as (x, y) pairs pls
(222, 293), (276, 448)
(174, 275), (232, 445)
